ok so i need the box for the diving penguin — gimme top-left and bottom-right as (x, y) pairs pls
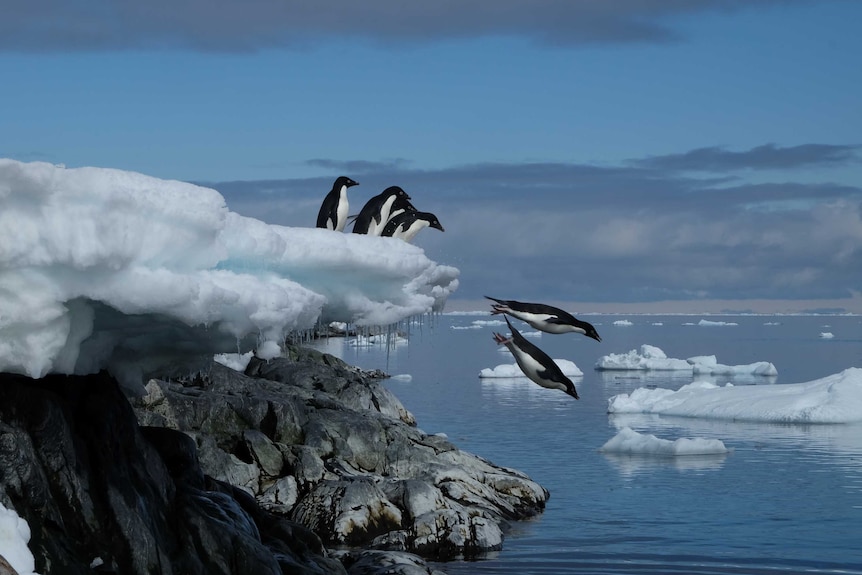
(485, 296), (601, 342)
(493, 316), (580, 399)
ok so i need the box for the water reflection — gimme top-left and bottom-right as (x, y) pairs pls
(479, 375), (584, 409)
(607, 413), (862, 460)
(601, 451), (729, 477)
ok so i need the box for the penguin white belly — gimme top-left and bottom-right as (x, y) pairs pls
(370, 196), (398, 235)
(513, 311), (583, 335)
(397, 220), (429, 242)
(507, 344), (566, 392)
(334, 187), (349, 231)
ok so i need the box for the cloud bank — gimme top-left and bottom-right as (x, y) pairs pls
(1, 1), (808, 52)
(206, 143), (862, 308)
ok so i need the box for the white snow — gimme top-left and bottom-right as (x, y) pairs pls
(599, 427), (730, 456)
(607, 368), (862, 424)
(595, 344), (777, 376)
(0, 503), (40, 575)
(255, 340), (282, 360)
(213, 351), (254, 372)
(479, 359), (583, 378)
(0, 160), (458, 388)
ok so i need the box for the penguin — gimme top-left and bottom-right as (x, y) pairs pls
(493, 316), (580, 399)
(316, 176), (359, 231)
(352, 186), (415, 235)
(381, 210), (444, 242)
(485, 296), (601, 342)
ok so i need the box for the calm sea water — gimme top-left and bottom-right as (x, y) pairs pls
(310, 314), (862, 575)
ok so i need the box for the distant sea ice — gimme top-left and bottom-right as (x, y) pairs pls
(595, 344), (777, 376)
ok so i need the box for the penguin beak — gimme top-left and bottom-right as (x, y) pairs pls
(592, 333), (602, 343)
(433, 221), (444, 232)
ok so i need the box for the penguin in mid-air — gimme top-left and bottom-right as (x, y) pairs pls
(381, 210), (444, 242)
(485, 296), (601, 342)
(316, 176), (359, 231)
(352, 186), (415, 235)
(493, 316), (580, 400)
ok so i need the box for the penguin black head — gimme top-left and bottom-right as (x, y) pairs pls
(334, 176), (359, 189)
(424, 213), (444, 232)
(583, 322), (602, 343)
(382, 185), (411, 200)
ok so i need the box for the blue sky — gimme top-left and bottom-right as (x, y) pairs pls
(3, 1), (861, 312)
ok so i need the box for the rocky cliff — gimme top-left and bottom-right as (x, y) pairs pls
(0, 346), (548, 574)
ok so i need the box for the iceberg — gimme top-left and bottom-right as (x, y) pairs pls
(607, 368), (862, 424)
(595, 344), (777, 376)
(599, 427), (730, 456)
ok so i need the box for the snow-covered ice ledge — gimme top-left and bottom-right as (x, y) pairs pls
(0, 160), (459, 387)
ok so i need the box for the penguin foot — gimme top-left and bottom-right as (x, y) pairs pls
(492, 333), (513, 346)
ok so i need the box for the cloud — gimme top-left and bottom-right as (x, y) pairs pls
(1, 0), (809, 52)
(205, 144), (862, 306)
(632, 144), (862, 172)
(305, 158), (412, 174)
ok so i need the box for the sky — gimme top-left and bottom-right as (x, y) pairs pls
(2, 0), (861, 313)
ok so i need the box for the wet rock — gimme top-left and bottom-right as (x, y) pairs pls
(336, 550), (447, 575)
(0, 371), (346, 575)
(132, 349), (549, 561)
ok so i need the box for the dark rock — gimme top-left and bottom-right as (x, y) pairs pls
(1, 344), (549, 574)
(133, 350), (549, 561)
(0, 371), (346, 575)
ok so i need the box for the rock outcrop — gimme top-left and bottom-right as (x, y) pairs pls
(134, 347), (548, 559)
(0, 345), (549, 574)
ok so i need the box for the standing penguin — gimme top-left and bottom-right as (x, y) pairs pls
(381, 210), (444, 242)
(493, 316), (580, 399)
(316, 176), (359, 231)
(352, 186), (415, 235)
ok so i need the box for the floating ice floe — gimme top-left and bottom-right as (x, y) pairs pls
(599, 427), (730, 456)
(595, 344), (777, 376)
(613, 319), (633, 326)
(480, 359), (583, 378)
(820, 332), (835, 339)
(690, 319), (738, 326)
(607, 368), (862, 424)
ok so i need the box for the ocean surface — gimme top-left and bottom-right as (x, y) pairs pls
(309, 313), (862, 575)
